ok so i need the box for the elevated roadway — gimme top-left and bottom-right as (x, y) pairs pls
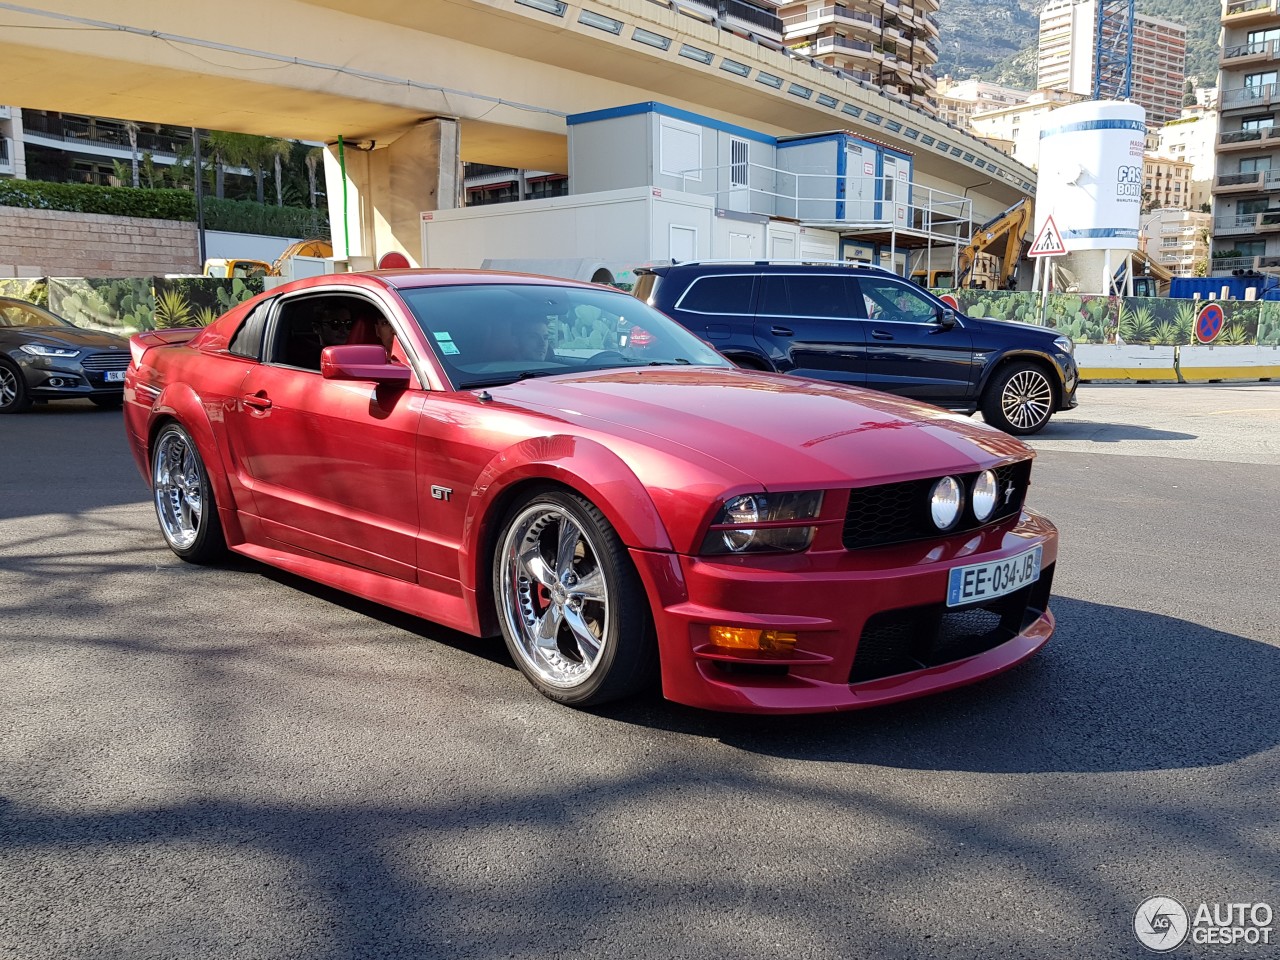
(0, 0), (1037, 260)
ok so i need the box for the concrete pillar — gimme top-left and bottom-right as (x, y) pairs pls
(324, 118), (462, 267)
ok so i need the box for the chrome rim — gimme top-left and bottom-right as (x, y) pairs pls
(0, 365), (18, 407)
(499, 503), (611, 689)
(1000, 369), (1054, 431)
(153, 430), (204, 550)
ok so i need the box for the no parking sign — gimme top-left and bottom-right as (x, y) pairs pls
(1195, 303), (1225, 344)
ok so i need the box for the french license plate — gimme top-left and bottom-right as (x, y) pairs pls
(947, 545), (1042, 607)
(104, 370), (126, 382)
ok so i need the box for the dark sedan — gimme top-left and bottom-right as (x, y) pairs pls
(0, 296), (131, 413)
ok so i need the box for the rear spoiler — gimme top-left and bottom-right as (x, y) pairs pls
(129, 327), (202, 367)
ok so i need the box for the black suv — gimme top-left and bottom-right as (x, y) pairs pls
(633, 261), (1078, 435)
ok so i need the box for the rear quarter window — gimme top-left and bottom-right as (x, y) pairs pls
(673, 275), (757, 315)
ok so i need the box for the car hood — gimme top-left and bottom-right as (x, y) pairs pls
(968, 315), (1063, 341)
(13, 326), (130, 349)
(489, 367), (1030, 488)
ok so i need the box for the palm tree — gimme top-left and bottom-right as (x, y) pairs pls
(204, 130), (246, 200)
(269, 138), (293, 206)
(124, 121), (140, 188)
(305, 146), (324, 209)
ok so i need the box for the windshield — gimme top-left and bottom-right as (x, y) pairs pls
(0, 300), (73, 329)
(397, 282), (731, 389)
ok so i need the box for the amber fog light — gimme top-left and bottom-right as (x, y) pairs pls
(710, 626), (798, 654)
(972, 469), (998, 521)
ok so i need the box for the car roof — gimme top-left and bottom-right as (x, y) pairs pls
(306, 268), (615, 293)
(648, 260), (896, 276)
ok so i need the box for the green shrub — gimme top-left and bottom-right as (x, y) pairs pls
(0, 179), (194, 220)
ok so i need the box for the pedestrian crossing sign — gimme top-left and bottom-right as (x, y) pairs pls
(1028, 216), (1066, 257)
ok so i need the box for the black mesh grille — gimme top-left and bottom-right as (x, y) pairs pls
(843, 460), (1032, 550)
(849, 562), (1054, 684)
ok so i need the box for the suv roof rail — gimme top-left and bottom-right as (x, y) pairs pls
(662, 258), (895, 272)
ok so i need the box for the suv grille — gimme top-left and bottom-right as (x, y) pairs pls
(842, 460), (1031, 550)
(849, 563), (1055, 683)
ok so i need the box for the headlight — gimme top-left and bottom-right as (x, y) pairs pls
(929, 476), (963, 530)
(20, 343), (81, 358)
(1053, 335), (1074, 355)
(701, 490), (824, 554)
(972, 469), (998, 522)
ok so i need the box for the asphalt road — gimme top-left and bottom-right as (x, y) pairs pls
(2, 384), (1278, 960)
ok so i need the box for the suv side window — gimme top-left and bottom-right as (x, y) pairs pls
(758, 274), (859, 319)
(674, 275), (756, 315)
(856, 277), (943, 324)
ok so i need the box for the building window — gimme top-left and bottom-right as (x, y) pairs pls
(730, 137), (749, 188)
(1239, 156), (1272, 173)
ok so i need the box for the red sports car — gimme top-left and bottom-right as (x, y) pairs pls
(124, 270), (1057, 714)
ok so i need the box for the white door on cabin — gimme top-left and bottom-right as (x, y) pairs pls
(845, 143), (873, 222)
(669, 225), (698, 263)
(770, 233), (796, 260)
(727, 231), (755, 260)
(882, 155), (908, 226)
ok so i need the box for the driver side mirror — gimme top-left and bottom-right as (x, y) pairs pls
(320, 344), (412, 386)
(936, 308), (958, 329)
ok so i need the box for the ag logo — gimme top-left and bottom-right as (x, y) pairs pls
(1135, 896), (1190, 952)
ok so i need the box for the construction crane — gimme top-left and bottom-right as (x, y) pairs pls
(955, 199), (1033, 290)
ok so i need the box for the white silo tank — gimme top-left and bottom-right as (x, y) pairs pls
(1035, 100), (1146, 294)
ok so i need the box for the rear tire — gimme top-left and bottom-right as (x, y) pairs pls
(493, 489), (656, 707)
(981, 362), (1056, 436)
(0, 359), (33, 414)
(151, 423), (227, 563)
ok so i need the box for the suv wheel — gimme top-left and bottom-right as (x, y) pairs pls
(982, 362), (1055, 435)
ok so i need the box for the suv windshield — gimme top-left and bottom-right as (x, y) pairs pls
(397, 282), (730, 388)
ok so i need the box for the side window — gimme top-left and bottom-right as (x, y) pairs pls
(674, 275), (756, 315)
(266, 295), (388, 370)
(856, 278), (942, 323)
(228, 301), (272, 360)
(783, 275), (858, 319)
(757, 275), (789, 316)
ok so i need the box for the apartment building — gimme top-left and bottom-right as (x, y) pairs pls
(779, 0), (942, 113)
(1143, 155), (1193, 210)
(1157, 108), (1218, 210)
(935, 76), (1030, 130)
(1140, 207), (1211, 277)
(1214, 0), (1280, 276)
(1037, 0), (1187, 124)
(0, 106), (25, 179)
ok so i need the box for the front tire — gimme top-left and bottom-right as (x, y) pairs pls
(0, 358), (33, 414)
(981, 362), (1056, 435)
(494, 489), (656, 707)
(151, 422), (227, 563)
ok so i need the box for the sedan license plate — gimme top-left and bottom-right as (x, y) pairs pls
(947, 545), (1042, 607)
(104, 370), (126, 382)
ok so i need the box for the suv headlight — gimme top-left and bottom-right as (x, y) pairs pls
(701, 490), (824, 554)
(1052, 335), (1074, 356)
(20, 343), (81, 358)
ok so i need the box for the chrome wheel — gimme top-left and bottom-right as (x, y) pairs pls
(498, 502), (612, 690)
(153, 427), (206, 551)
(0, 360), (30, 413)
(983, 363), (1056, 436)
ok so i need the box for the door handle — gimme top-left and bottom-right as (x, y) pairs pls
(770, 325), (794, 337)
(871, 330), (894, 340)
(242, 392), (272, 411)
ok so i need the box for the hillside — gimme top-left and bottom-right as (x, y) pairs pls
(934, 0), (1222, 91)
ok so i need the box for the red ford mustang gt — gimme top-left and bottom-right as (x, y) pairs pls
(124, 270), (1057, 714)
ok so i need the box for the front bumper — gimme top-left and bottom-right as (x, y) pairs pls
(633, 510), (1057, 714)
(18, 353), (125, 402)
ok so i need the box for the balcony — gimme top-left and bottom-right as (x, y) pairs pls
(781, 4), (879, 39)
(792, 34), (875, 59)
(20, 112), (187, 157)
(0, 105), (11, 120)
(1214, 171), (1265, 193)
(1221, 82), (1280, 112)
(1215, 210), (1280, 234)
(1222, 0), (1278, 24)
(716, 0), (784, 40)
(1221, 37), (1279, 66)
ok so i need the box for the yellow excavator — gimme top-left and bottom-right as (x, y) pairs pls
(955, 198), (1033, 290)
(203, 238), (333, 279)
